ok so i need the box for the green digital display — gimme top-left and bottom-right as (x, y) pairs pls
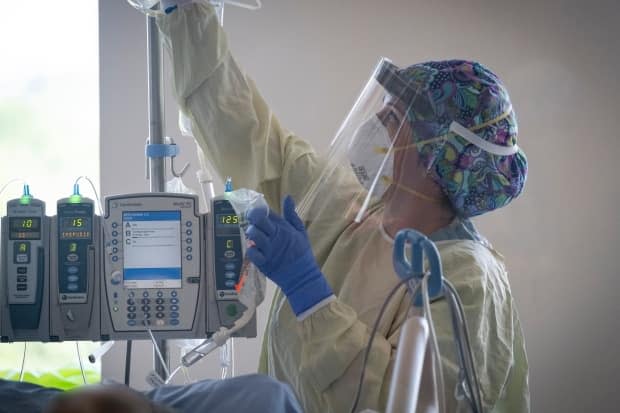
(9, 217), (41, 240)
(218, 214), (240, 225)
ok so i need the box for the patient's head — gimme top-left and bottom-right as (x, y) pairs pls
(44, 385), (174, 413)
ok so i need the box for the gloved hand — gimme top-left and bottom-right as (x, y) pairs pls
(245, 195), (333, 316)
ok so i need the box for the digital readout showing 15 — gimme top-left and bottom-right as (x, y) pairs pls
(65, 218), (85, 228)
(61, 217), (91, 240)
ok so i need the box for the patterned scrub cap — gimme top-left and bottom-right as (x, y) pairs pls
(377, 59), (528, 218)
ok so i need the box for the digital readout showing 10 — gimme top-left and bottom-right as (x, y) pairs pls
(9, 217), (41, 240)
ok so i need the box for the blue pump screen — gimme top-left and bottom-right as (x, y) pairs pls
(122, 211), (182, 289)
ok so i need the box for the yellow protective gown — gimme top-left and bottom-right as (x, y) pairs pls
(157, 3), (530, 412)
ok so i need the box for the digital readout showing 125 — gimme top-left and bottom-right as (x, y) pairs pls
(218, 214), (239, 225)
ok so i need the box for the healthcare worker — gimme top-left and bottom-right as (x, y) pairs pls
(141, 1), (530, 411)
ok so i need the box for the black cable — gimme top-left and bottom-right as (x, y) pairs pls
(349, 278), (412, 413)
(444, 280), (483, 413)
(125, 340), (133, 386)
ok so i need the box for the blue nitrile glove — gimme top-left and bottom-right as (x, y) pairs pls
(245, 195), (333, 316)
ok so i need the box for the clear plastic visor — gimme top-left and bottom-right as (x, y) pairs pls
(296, 58), (445, 230)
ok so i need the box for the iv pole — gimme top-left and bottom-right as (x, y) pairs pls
(146, 12), (169, 379)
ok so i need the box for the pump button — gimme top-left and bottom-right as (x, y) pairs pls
(111, 271), (122, 285)
(17, 267), (27, 274)
(226, 304), (238, 318)
(67, 254), (79, 262)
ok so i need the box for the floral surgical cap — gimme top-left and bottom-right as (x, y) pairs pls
(378, 59), (528, 218)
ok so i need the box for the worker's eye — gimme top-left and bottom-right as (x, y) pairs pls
(385, 110), (401, 126)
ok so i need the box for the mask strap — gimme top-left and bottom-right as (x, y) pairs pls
(449, 122), (519, 156)
(382, 176), (443, 203)
(414, 105), (519, 156)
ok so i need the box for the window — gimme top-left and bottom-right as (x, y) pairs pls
(0, 1), (100, 389)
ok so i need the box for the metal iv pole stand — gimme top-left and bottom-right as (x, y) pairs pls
(146, 12), (169, 380)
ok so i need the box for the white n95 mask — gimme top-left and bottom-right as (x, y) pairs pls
(349, 115), (394, 199)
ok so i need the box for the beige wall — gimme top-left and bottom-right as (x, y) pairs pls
(100, 0), (620, 411)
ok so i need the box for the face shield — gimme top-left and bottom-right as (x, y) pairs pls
(296, 58), (446, 226)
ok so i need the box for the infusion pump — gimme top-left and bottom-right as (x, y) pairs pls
(0, 192), (255, 342)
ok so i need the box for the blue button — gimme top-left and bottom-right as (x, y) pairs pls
(225, 263), (235, 271)
(186, 255), (192, 261)
(170, 312), (180, 319)
(112, 239), (118, 245)
(157, 291), (163, 297)
(224, 271), (236, 279)
(112, 231), (118, 237)
(112, 256), (118, 262)
(112, 247), (118, 253)
(170, 305), (179, 311)
(67, 283), (79, 291)
(127, 320), (136, 326)
(225, 280), (236, 288)
(170, 298), (179, 304)
(67, 275), (79, 282)
(67, 266), (79, 274)
(171, 291), (178, 297)
(170, 319), (180, 326)
(112, 222), (118, 228)
(186, 221), (192, 227)
(143, 291), (149, 297)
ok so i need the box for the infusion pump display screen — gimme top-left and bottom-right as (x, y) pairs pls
(122, 211), (182, 289)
